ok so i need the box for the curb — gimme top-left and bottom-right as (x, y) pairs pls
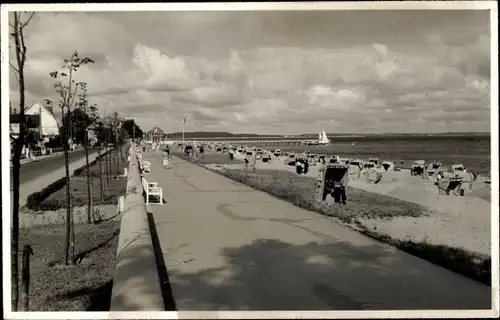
(110, 145), (165, 311)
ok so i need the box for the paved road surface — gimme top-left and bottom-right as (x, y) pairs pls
(10, 150), (100, 209)
(10, 148), (99, 185)
(144, 153), (491, 311)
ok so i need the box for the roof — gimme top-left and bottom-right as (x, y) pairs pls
(26, 100), (55, 117)
(25, 100), (61, 126)
(148, 127), (164, 135)
(10, 114), (41, 128)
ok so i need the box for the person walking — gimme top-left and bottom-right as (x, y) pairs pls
(162, 148), (170, 168)
(199, 145), (205, 160)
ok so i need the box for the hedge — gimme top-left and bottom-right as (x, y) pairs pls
(25, 149), (116, 211)
(26, 176), (68, 210)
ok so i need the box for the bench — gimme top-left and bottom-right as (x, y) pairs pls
(142, 177), (163, 205)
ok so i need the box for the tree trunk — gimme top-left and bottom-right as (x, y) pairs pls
(11, 12), (28, 310)
(85, 130), (93, 224)
(98, 147), (104, 204)
(115, 136), (118, 177)
(21, 245), (33, 311)
(106, 143), (110, 184)
(63, 134), (72, 264)
(61, 110), (73, 265)
(11, 144), (22, 311)
(108, 141), (112, 182)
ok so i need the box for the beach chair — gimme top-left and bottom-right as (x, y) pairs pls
(411, 160), (426, 176)
(425, 161), (442, 179)
(381, 161), (395, 171)
(316, 163), (349, 203)
(452, 164), (466, 175)
(437, 175), (464, 196)
(142, 177), (163, 205)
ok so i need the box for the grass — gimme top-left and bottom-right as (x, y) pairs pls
(81, 147), (128, 178)
(40, 177), (127, 210)
(180, 155), (491, 286)
(38, 149), (128, 211)
(18, 220), (120, 311)
(221, 169), (429, 222)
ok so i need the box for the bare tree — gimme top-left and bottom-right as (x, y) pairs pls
(76, 83), (99, 224)
(49, 51), (94, 265)
(112, 111), (120, 176)
(9, 11), (35, 311)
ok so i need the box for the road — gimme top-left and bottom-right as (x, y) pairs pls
(144, 153), (491, 311)
(11, 148), (99, 185)
(9, 149), (101, 209)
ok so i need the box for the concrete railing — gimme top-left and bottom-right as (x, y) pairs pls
(110, 145), (165, 311)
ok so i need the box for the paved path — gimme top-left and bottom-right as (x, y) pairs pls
(143, 153), (491, 311)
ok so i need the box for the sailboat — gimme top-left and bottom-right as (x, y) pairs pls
(318, 130), (330, 145)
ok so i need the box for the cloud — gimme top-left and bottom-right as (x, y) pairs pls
(8, 10), (491, 134)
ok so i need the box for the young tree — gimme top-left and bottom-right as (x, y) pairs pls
(112, 111), (121, 175)
(49, 51), (94, 265)
(93, 118), (106, 203)
(76, 82), (99, 224)
(9, 11), (35, 312)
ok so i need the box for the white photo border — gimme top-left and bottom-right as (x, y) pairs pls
(2, 1), (498, 319)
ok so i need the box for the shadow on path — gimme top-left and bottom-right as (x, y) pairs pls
(147, 211), (177, 311)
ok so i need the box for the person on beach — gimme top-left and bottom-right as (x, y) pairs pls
(251, 155), (257, 171)
(244, 157), (249, 169)
(165, 146), (171, 159)
(296, 160), (303, 175)
(199, 145), (205, 160)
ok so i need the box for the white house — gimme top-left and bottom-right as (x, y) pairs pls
(25, 100), (60, 141)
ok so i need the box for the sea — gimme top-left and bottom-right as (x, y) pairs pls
(255, 135), (491, 175)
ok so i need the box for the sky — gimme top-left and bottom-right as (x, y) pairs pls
(8, 9), (491, 134)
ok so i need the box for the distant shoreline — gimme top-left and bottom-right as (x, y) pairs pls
(167, 133), (491, 141)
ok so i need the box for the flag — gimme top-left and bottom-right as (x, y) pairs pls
(182, 117), (186, 124)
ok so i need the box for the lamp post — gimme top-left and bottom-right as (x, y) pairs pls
(182, 117), (185, 146)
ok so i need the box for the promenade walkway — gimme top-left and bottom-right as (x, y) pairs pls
(143, 152), (491, 311)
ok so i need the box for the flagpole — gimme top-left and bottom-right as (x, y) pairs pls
(182, 117), (185, 146)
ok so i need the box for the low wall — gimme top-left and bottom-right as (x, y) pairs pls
(20, 204), (117, 228)
(110, 144), (165, 311)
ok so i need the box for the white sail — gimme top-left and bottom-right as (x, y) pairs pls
(318, 132), (322, 140)
(319, 130), (330, 144)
